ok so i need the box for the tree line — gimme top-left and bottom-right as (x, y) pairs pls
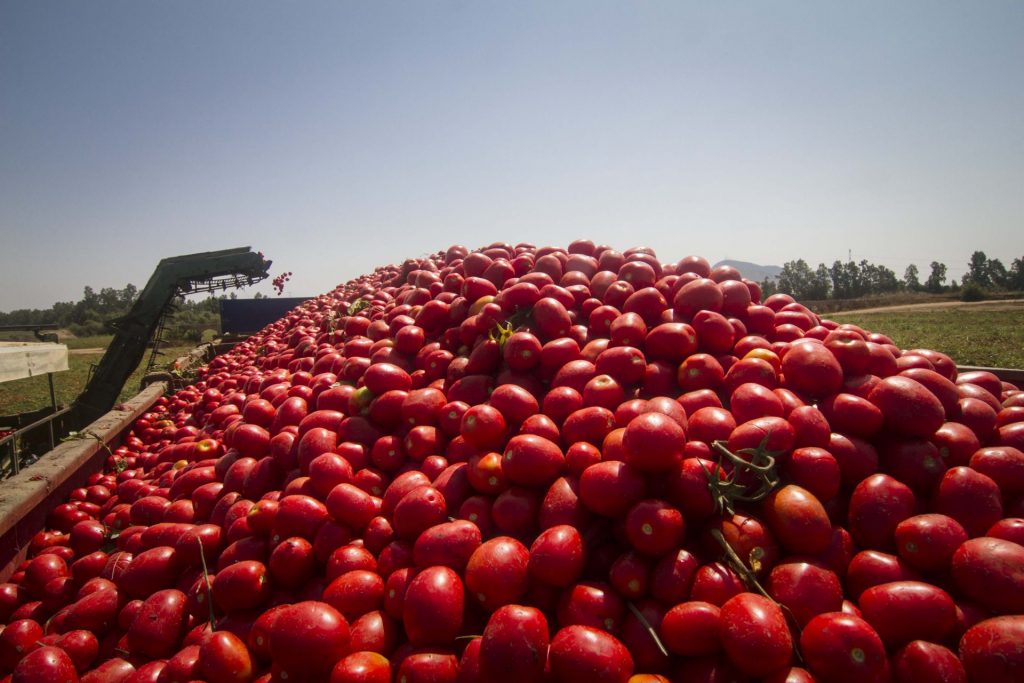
(0, 285), (266, 342)
(763, 251), (1024, 302)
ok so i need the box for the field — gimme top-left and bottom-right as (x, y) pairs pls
(2, 301), (1021, 420)
(830, 300), (1024, 369)
(0, 335), (192, 418)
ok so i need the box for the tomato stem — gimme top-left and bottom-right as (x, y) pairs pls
(194, 532), (217, 632)
(703, 437), (782, 515)
(709, 528), (806, 665)
(626, 600), (669, 658)
(708, 528), (773, 601)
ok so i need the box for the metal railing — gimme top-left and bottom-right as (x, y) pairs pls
(0, 406), (73, 479)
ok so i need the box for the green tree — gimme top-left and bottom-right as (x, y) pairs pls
(810, 263), (832, 300)
(120, 284), (139, 306)
(868, 263), (900, 294)
(845, 261), (866, 297)
(776, 260), (815, 299)
(965, 251), (991, 288)
(925, 262), (947, 293)
(829, 261), (851, 299)
(903, 264), (920, 291)
(987, 258), (1008, 289)
(1009, 257), (1024, 290)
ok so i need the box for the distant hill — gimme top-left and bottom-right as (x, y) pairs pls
(713, 260), (783, 283)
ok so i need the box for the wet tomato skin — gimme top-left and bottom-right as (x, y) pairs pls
(719, 592), (793, 677)
(892, 640), (966, 683)
(767, 561), (843, 628)
(847, 474), (916, 551)
(660, 600), (721, 658)
(857, 581), (957, 648)
(762, 484), (832, 556)
(951, 537), (1024, 614)
(800, 612), (889, 683)
(958, 615), (1024, 683)
(548, 624), (634, 683)
(893, 514), (967, 572)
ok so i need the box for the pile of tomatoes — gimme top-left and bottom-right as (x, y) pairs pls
(2, 240), (1023, 683)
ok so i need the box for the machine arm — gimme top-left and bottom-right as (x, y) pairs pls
(71, 247), (271, 427)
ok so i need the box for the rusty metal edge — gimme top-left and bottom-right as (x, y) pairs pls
(0, 381), (166, 581)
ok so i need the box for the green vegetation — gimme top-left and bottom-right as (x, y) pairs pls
(832, 304), (1024, 369)
(764, 251), (1024, 302)
(0, 284), (238, 344)
(0, 281), (239, 419)
(0, 341), (192, 418)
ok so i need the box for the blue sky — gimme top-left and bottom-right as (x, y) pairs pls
(1, 1), (1022, 311)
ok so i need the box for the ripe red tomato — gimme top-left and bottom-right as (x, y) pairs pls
(528, 524), (584, 587)
(660, 601), (721, 656)
(621, 412), (686, 473)
(330, 651), (391, 683)
(269, 601), (350, 678)
(800, 612), (888, 683)
(951, 537), (1024, 614)
(719, 593), (793, 676)
(199, 630), (254, 683)
(767, 561), (843, 627)
(402, 566), (465, 647)
(892, 640), (965, 683)
(479, 604), (550, 682)
(959, 615), (1024, 683)
(847, 474), (916, 551)
(867, 376), (945, 438)
(857, 581), (957, 648)
(548, 625), (634, 683)
(11, 646), (78, 683)
(762, 484), (832, 555)
(781, 339), (843, 398)
(892, 513), (967, 572)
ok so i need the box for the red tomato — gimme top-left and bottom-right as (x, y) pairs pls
(857, 581), (957, 648)
(951, 537), (1024, 614)
(893, 514), (967, 572)
(12, 646), (79, 683)
(781, 339), (843, 398)
(622, 412), (686, 473)
(324, 570), (386, 622)
(660, 601), (721, 656)
(528, 524), (585, 587)
(330, 651), (391, 683)
(548, 625), (634, 683)
(767, 561), (843, 627)
(867, 376), (945, 438)
(412, 519), (482, 571)
(892, 640), (965, 683)
(199, 630), (254, 683)
(557, 581), (626, 634)
(479, 605), (550, 682)
(269, 601), (350, 678)
(934, 466), (1003, 537)
(719, 593), (793, 676)
(402, 566), (465, 647)
(212, 560), (271, 612)
(800, 612), (888, 683)
(847, 474), (916, 551)
(762, 484), (832, 555)
(394, 652), (458, 683)
(624, 499), (685, 557)
(959, 615), (1024, 683)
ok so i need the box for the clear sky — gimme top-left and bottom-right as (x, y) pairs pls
(1, 1), (1022, 311)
